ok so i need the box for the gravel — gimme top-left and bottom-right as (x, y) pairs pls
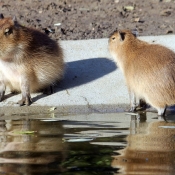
(1, 0), (175, 40)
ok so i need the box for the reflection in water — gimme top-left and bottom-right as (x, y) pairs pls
(112, 112), (175, 175)
(0, 112), (175, 175)
(0, 120), (66, 174)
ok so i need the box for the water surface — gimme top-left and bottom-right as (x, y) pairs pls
(0, 112), (175, 175)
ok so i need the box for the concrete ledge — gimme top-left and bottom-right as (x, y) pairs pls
(1, 35), (175, 115)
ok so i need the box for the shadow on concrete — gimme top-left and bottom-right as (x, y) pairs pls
(58, 57), (117, 90)
(32, 57), (117, 103)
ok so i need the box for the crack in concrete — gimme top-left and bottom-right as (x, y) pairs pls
(81, 96), (100, 113)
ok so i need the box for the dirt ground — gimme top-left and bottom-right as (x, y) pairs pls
(0, 0), (175, 40)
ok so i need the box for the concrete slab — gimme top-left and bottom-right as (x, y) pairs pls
(1, 35), (175, 115)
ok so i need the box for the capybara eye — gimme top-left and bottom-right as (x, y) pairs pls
(4, 28), (12, 36)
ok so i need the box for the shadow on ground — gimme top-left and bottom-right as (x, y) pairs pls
(58, 57), (117, 89)
(32, 57), (117, 102)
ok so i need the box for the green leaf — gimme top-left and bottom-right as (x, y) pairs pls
(13, 130), (36, 134)
(124, 6), (134, 11)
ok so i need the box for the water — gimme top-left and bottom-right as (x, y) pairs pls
(0, 112), (175, 175)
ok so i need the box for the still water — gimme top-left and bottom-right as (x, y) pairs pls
(0, 112), (175, 175)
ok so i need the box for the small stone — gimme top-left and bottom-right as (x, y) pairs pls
(54, 23), (61, 26)
(160, 9), (171, 16)
(123, 6), (134, 11)
(166, 30), (173, 34)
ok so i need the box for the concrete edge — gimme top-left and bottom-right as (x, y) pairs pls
(0, 103), (129, 116)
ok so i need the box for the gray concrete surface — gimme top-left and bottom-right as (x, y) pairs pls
(0, 35), (175, 115)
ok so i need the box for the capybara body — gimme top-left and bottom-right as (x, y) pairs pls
(0, 14), (64, 105)
(109, 29), (175, 115)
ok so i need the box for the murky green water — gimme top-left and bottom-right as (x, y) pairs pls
(0, 112), (175, 175)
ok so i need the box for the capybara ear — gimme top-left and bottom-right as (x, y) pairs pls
(12, 16), (19, 27)
(12, 16), (17, 22)
(118, 30), (126, 41)
(0, 14), (4, 19)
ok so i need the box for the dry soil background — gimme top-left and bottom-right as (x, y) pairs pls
(0, 0), (175, 40)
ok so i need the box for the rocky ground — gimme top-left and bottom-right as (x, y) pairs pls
(0, 0), (175, 40)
